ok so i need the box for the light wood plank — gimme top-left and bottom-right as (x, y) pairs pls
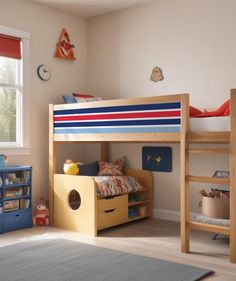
(49, 104), (55, 225)
(97, 195), (128, 210)
(188, 221), (230, 235)
(54, 132), (181, 143)
(186, 175), (230, 185)
(180, 94), (190, 253)
(188, 148), (229, 154)
(100, 142), (109, 161)
(188, 132), (230, 143)
(230, 89), (236, 263)
(54, 174), (97, 236)
(54, 93), (185, 111)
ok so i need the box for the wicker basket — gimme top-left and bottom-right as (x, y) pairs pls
(201, 196), (229, 219)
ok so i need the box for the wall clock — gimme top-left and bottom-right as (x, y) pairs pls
(37, 64), (50, 81)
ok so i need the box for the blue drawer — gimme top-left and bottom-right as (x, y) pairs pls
(3, 208), (32, 233)
(0, 214), (3, 234)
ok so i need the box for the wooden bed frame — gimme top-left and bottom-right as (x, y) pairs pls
(49, 90), (236, 263)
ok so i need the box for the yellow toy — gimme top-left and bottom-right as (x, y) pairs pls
(63, 159), (79, 175)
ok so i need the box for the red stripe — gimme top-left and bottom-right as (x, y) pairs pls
(54, 110), (181, 122)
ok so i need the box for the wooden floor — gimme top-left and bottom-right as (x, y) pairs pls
(0, 219), (235, 280)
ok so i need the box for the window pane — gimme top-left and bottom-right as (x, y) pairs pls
(0, 87), (16, 142)
(0, 56), (17, 85)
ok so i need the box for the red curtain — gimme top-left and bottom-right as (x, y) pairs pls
(0, 34), (21, 59)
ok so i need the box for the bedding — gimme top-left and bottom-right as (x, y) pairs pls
(73, 93), (104, 103)
(189, 116), (230, 132)
(189, 100), (230, 131)
(78, 161), (99, 176)
(190, 99), (230, 117)
(98, 156), (126, 176)
(62, 93), (104, 104)
(94, 176), (143, 198)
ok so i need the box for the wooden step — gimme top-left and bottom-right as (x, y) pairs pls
(188, 148), (229, 154)
(188, 221), (230, 235)
(188, 132), (230, 143)
(186, 175), (230, 185)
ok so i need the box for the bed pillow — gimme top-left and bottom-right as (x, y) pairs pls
(73, 92), (95, 98)
(98, 156), (126, 176)
(73, 93), (104, 103)
(63, 95), (77, 104)
(78, 161), (99, 176)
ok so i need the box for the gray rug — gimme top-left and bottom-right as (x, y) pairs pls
(0, 238), (213, 281)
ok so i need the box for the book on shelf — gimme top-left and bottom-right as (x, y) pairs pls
(20, 199), (30, 209)
(4, 200), (19, 211)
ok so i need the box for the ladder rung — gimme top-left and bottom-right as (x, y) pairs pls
(188, 132), (230, 143)
(188, 148), (229, 154)
(186, 175), (230, 185)
(188, 221), (230, 235)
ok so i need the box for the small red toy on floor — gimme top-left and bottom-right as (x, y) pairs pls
(33, 200), (49, 226)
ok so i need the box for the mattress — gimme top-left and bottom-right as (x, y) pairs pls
(190, 116), (230, 132)
(94, 176), (143, 198)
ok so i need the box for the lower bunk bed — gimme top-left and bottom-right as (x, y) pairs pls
(54, 169), (153, 236)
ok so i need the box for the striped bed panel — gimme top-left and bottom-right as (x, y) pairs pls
(54, 102), (181, 135)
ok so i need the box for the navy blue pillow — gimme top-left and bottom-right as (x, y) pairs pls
(78, 161), (99, 176)
(63, 95), (77, 104)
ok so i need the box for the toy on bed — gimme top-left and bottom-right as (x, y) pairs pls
(63, 159), (79, 175)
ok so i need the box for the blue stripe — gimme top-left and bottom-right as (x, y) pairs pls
(54, 118), (181, 128)
(54, 126), (180, 134)
(54, 102), (181, 115)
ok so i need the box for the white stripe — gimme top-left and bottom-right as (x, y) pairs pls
(54, 116), (181, 123)
(54, 108), (181, 117)
(55, 124), (181, 130)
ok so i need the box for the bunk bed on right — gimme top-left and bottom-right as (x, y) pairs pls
(181, 88), (236, 263)
(49, 88), (236, 263)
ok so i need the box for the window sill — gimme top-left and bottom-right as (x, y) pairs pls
(0, 147), (31, 156)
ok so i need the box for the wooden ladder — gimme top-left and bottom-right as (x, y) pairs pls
(180, 89), (236, 263)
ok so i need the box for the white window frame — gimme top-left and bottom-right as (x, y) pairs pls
(0, 25), (30, 155)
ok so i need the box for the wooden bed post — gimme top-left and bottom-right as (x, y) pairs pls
(180, 94), (190, 253)
(49, 104), (56, 225)
(100, 142), (109, 161)
(230, 89), (236, 263)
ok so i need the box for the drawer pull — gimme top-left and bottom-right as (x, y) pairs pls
(104, 209), (115, 213)
(15, 214), (20, 217)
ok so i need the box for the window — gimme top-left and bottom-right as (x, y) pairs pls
(0, 26), (30, 155)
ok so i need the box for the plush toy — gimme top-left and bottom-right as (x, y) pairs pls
(63, 159), (79, 175)
(33, 201), (49, 226)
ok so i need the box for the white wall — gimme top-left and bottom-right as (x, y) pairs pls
(0, 0), (87, 203)
(0, 0), (232, 216)
(86, 0), (232, 214)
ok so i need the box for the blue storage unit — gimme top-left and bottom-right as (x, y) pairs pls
(0, 165), (32, 234)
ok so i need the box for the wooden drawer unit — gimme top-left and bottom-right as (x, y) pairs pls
(53, 169), (153, 236)
(97, 194), (128, 210)
(97, 206), (128, 229)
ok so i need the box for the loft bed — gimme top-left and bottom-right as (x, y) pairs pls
(49, 90), (236, 263)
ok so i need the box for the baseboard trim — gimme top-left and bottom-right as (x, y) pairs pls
(153, 208), (198, 222)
